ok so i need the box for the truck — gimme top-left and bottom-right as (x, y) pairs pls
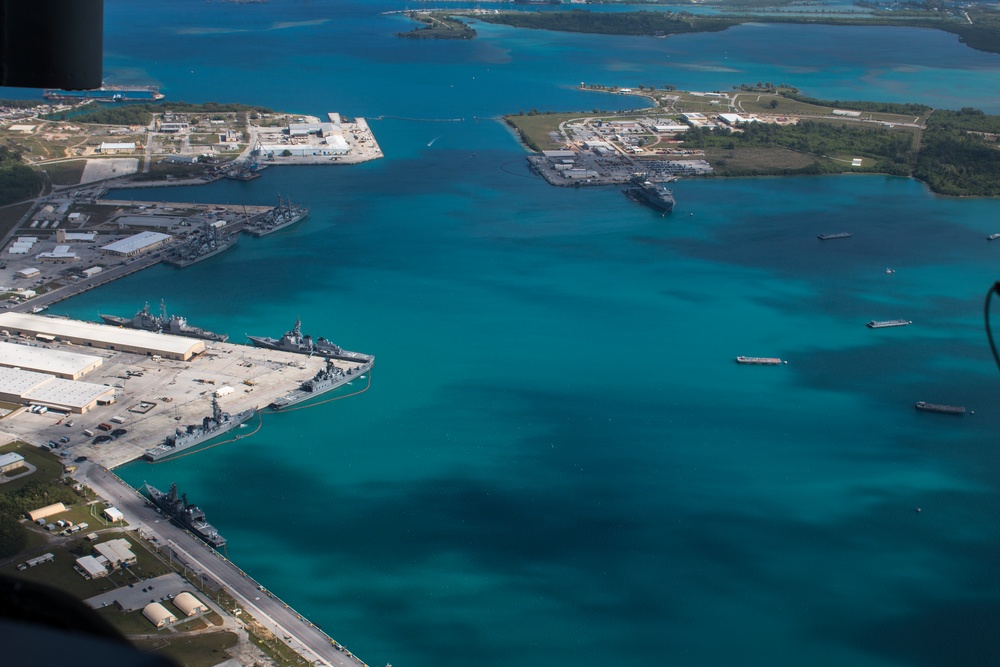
(97, 423), (113, 431)
(110, 416), (126, 424)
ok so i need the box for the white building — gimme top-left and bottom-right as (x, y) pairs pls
(101, 231), (172, 257)
(99, 142), (136, 154)
(75, 555), (109, 579)
(0, 341), (103, 380)
(0, 452), (24, 473)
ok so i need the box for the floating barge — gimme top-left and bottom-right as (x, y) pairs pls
(867, 319), (912, 328)
(915, 401), (965, 415)
(735, 356), (786, 365)
(818, 233), (852, 240)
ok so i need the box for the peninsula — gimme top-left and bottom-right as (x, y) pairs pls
(504, 84), (1000, 197)
(398, 4), (1000, 56)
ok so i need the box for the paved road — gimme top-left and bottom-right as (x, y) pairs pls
(77, 463), (373, 667)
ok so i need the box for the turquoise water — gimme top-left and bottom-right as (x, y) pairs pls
(45, 2), (1000, 665)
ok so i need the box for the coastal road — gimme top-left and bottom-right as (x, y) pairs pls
(77, 464), (372, 667)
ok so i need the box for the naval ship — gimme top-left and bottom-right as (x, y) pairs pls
(99, 300), (228, 342)
(247, 318), (373, 363)
(245, 195), (310, 237)
(144, 482), (226, 548)
(144, 398), (257, 461)
(166, 221), (239, 268)
(271, 357), (374, 410)
(623, 175), (675, 214)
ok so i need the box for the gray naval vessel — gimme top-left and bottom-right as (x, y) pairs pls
(144, 397), (257, 461)
(144, 482), (226, 548)
(247, 318), (373, 363)
(271, 357), (374, 410)
(245, 195), (309, 237)
(623, 174), (676, 214)
(100, 300), (228, 342)
(166, 220), (239, 268)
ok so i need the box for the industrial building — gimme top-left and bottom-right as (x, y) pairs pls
(0, 367), (115, 413)
(103, 507), (124, 522)
(75, 555), (109, 579)
(0, 341), (103, 379)
(0, 452), (24, 473)
(142, 602), (177, 628)
(174, 592), (209, 617)
(94, 538), (137, 568)
(0, 312), (206, 360)
(101, 231), (172, 257)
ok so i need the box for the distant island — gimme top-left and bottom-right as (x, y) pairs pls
(504, 84), (1000, 197)
(397, 6), (1000, 55)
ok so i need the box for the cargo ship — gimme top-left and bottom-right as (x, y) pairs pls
(914, 401), (965, 415)
(623, 175), (675, 214)
(144, 482), (226, 548)
(247, 318), (373, 363)
(866, 319), (912, 328)
(270, 357), (374, 410)
(100, 300), (228, 342)
(43, 85), (165, 103)
(144, 398), (257, 461)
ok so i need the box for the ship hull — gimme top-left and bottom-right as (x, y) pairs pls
(166, 237), (239, 268)
(144, 407), (257, 461)
(98, 312), (228, 342)
(144, 483), (226, 548)
(624, 184), (674, 213)
(245, 210), (309, 237)
(271, 359), (374, 410)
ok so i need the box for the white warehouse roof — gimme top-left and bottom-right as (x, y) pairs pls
(0, 313), (205, 360)
(23, 376), (116, 413)
(0, 340), (103, 379)
(101, 232), (171, 256)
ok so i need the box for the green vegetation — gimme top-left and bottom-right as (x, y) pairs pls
(454, 8), (1000, 56)
(778, 91), (931, 117)
(0, 144), (43, 205)
(48, 102), (274, 126)
(683, 120), (915, 177)
(132, 631), (240, 667)
(42, 159), (87, 186)
(472, 9), (736, 37)
(0, 200), (34, 237)
(398, 12), (477, 39)
(914, 108), (1000, 195)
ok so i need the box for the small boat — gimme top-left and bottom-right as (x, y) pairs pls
(988, 233), (1000, 240)
(885, 267), (895, 274)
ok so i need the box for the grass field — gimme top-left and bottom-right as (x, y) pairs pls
(704, 146), (821, 173)
(0, 441), (67, 492)
(133, 631), (239, 667)
(0, 200), (33, 238)
(41, 160), (87, 186)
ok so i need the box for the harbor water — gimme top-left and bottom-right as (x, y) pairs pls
(44, 2), (1000, 665)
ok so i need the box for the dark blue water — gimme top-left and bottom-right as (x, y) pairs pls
(48, 3), (1000, 666)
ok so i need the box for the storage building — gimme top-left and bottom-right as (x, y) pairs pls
(0, 367), (115, 413)
(173, 592), (209, 617)
(102, 507), (125, 523)
(27, 502), (67, 522)
(142, 602), (177, 628)
(15, 267), (40, 279)
(0, 341), (103, 380)
(0, 452), (24, 473)
(101, 231), (172, 257)
(0, 313), (205, 361)
(75, 555), (109, 579)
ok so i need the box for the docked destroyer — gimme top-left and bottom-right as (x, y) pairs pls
(247, 318), (373, 363)
(623, 175), (675, 214)
(100, 300), (228, 342)
(167, 220), (239, 268)
(245, 195), (309, 237)
(144, 482), (226, 548)
(144, 398), (257, 461)
(271, 357), (373, 410)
